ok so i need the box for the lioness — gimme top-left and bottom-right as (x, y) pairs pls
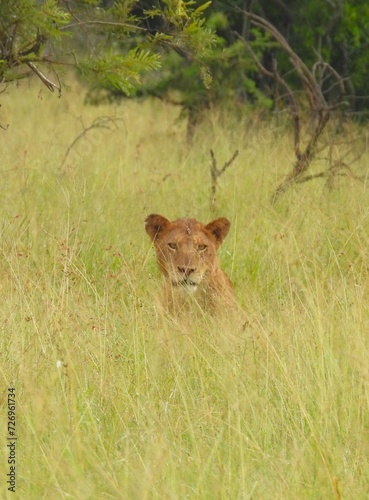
(145, 214), (235, 313)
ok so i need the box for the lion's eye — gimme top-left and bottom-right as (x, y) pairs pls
(198, 244), (207, 252)
(168, 242), (177, 250)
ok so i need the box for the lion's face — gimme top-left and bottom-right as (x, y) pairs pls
(145, 214), (231, 292)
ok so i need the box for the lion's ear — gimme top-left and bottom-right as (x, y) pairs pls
(205, 217), (231, 246)
(145, 214), (171, 242)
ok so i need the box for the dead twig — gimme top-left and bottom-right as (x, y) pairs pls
(271, 110), (331, 202)
(25, 61), (61, 95)
(60, 116), (120, 169)
(210, 149), (239, 212)
(237, 9), (351, 202)
(295, 162), (365, 186)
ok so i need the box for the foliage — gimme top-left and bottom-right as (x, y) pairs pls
(99, 11), (276, 140)
(2, 1), (368, 118)
(79, 49), (161, 95)
(0, 0), (213, 95)
(109, 0), (369, 120)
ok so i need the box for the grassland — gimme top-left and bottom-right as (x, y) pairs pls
(1, 80), (369, 499)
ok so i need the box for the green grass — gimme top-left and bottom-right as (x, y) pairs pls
(1, 80), (369, 499)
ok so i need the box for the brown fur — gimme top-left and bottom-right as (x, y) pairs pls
(145, 214), (235, 314)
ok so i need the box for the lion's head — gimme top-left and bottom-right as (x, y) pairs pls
(145, 214), (231, 292)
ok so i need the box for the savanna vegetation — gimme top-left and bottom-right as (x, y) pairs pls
(1, 0), (369, 498)
(1, 80), (369, 498)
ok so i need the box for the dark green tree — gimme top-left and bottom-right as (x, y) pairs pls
(253, 0), (369, 111)
(121, 0), (369, 118)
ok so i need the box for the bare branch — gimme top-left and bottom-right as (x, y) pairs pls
(210, 149), (239, 212)
(238, 10), (325, 106)
(272, 109), (330, 202)
(25, 62), (61, 95)
(272, 58), (302, 158)
(60, 116), (121, 169)
(311, 61), (345, 105)
(234, 9), (359, 201)
(295, 165), (365, 185)
(60, 20), (146, 32)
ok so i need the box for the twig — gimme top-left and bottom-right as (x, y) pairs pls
(25, 61), (61, 95)
(60, 116), (120, 169)
(210, 149), (239, 212)
(60, 20), (146, 32)
(272, 109), (330, 202)
(295, 163), (365, 185)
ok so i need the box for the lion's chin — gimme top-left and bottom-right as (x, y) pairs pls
(171, 278), (200, 293)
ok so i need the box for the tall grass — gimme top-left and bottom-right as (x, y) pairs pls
(1, 80), (369, 498)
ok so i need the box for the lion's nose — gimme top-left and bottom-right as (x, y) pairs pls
(178, 266), (195, 276)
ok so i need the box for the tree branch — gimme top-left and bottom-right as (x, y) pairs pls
(25, 62), (61, 95)
(236, 9), (355, 202)
(60, 20), (146, 32)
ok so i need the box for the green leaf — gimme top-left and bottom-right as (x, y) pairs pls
(193, 1), (212, 16)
